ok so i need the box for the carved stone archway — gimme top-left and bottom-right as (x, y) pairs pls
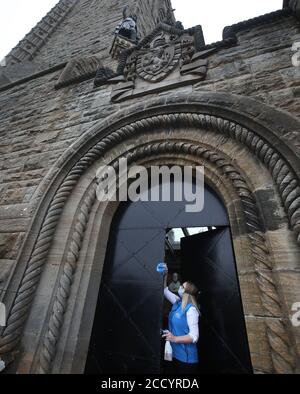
(0, 92), (299, 374)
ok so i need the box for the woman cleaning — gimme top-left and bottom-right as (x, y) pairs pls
(162, 266), (201, 374)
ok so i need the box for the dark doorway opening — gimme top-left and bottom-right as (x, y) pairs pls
(84, 181), (253, 374)
(162, 227), (252, 374)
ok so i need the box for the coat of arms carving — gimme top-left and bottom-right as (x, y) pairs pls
(94, 21), (211, 102)
(136, 32), (182, 82)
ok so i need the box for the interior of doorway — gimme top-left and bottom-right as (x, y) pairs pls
(160, 226), (253, 375)
(161, 226), (216, 374)
(84, 180), (253, 374)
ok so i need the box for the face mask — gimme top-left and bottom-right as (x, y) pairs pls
(178, 286), (185, 298)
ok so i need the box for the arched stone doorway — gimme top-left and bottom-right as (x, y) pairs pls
(0, 92), (299, 375)
(84, 179), (253, 374)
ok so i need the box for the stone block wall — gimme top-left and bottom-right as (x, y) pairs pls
(32, 0), (172, 69)
(194, 14), (300, 118)
(0, 0), (175, 295)
(0, 2), (299, 374)
(0, 9), (299, 300)
(134, 0), (174, 38)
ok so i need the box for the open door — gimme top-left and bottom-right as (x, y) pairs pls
(181, 228), (253, 374)
(85, 203), (166, 374)
(85, 180), (251, 374)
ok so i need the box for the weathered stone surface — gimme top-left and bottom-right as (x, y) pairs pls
(245, 316), (273, 373)
(0, 260), (15, 287)
(4, 0), (77, 67)
(286, 0), (300, 18)
(0, 234), (19, 259)
(0, 62), (42, 87)
(13, 0), (171, 71)
(55, 55), (103, 89)
(194, 15), (300, 117)
(0, 0), (299, 376)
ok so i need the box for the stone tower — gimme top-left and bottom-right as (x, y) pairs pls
(0, 0), (300, 375)
(1, 0), (174, 80)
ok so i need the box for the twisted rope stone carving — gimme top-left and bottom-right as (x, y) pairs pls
(39, 182), (97, 374)
(122, 141), (296, 373)
(0, 113), (299, 374)
(40, 140), (295, 373)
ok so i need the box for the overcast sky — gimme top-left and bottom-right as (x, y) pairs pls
(0, 0), (283, 61)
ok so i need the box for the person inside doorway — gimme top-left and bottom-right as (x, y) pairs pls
(162, 265), (201, 374)
(168, 272), (181, 294)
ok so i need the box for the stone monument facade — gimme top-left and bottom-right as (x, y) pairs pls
(0, 0), (299, 374)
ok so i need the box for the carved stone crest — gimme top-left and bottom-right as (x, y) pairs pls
(94, 22), (212, 102)
(136, 32), (181, 82)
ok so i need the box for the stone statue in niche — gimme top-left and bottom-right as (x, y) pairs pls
(168, 272), (181, 294)
(115, 6), (138, 42)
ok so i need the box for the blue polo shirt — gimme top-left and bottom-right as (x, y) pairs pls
(168, 300), (199, 364)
